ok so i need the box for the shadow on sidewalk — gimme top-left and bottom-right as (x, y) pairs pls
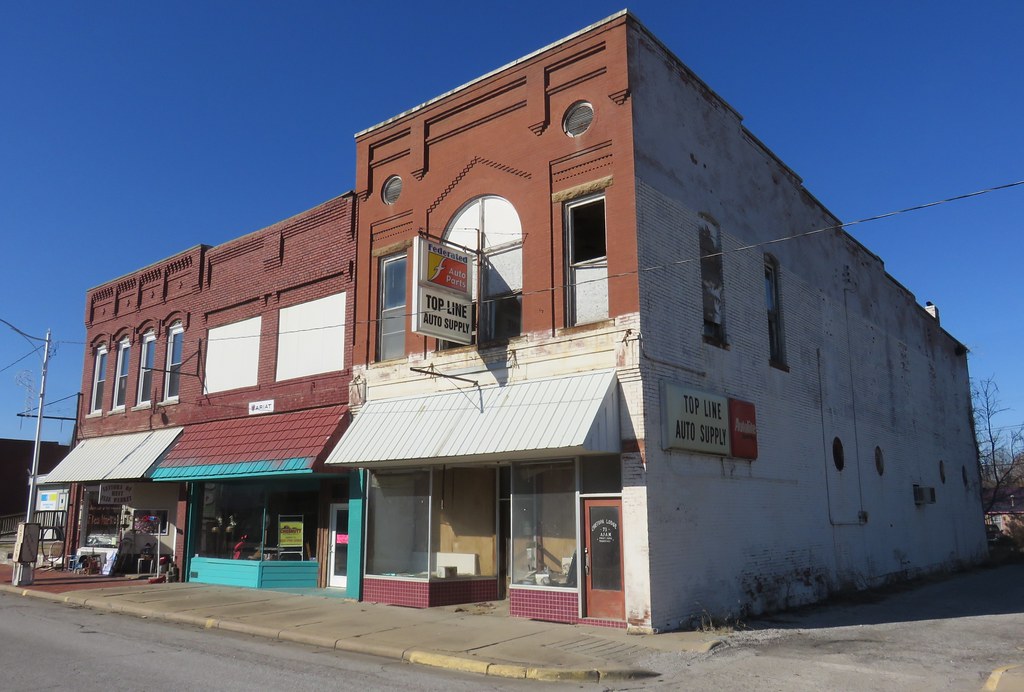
(0, 563), (154, 594)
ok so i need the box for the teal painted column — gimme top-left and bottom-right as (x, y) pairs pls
(345, 470), (365, 600)
(182, 482), (202, 582)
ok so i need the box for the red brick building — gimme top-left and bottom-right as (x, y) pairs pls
(48, 193), (364, 594)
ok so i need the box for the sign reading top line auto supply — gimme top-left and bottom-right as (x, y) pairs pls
(660, 382), (759, 459)
(411, 237), (474, 344)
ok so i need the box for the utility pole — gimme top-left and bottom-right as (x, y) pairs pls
(4, 323), (51, 587)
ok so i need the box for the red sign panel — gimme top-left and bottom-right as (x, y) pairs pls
(728, 398), (758, 460)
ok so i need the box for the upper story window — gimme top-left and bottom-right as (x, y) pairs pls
(204, 316), (261, 394)
(113, 339), (131, 410)
(565, 195), (607, 326)
(444, 196), (523, 345)
(90, 345), (108, 414)
(764, 255), (785, 365)
(137, 331), (156, 405)
(378, 254), (407, 361)
(164, 323), (184, 401)
(699, 218), (725, 344)
(277, 293), (346, 381)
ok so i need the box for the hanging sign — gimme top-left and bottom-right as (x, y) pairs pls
(411, 237), (474, 344)
(98, 483), (133, 505)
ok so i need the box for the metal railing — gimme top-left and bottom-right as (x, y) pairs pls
(0, 510), (66, 540)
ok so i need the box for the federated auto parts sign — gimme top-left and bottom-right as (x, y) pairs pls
(411, 237), (474, 344)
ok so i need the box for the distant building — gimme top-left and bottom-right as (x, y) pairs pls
(0, 438), (68, 516)
(324, 11), (986, 631)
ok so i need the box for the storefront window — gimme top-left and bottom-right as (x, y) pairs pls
(511, 461), (577, 588)
(430, 467), (497, 578)
(366, 471), (430, 577)
(84, 502), (120, 548)
(195, 481), (319, 561)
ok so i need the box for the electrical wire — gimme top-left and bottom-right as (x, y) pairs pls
(0, 347), (41, 374)
(38, 177), (1024, 345)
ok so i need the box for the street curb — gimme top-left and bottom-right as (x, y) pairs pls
(985, 664), (1024, 691)
(0, 584), (660, 682)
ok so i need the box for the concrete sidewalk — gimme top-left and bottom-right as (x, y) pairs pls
(0, 567), (720, 683)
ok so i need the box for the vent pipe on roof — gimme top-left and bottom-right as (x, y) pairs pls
(924, 301), (940, 324)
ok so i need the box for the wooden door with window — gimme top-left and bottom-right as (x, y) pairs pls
(583, 498), (624, 620)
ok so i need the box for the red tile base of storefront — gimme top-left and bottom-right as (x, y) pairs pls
(509, 587), (625, 629)
(362, 577), (625, 628)
(363, 576), (499, 608)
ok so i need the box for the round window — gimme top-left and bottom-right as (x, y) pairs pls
(563, 101), (594, 137)
(874, 446), (884, 476)
(832, 437), (845, 471)
(382, 175), (403, 205)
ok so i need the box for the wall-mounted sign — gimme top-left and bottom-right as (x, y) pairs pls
(98, 483), (133, 505)
(411, 237), (474, 344)
(248, 399), (275, 415)
(728, 398), (758, 460)
(37, 490), (63, 511)
(661, 383), (731, 456)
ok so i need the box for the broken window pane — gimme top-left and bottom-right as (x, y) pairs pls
(699, 221), (724, 342)
(567, 196), (608, 325)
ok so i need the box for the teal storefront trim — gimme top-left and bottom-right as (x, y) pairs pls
(189, 557), (319, 588)
(344, 470), (366, 600)
(152, 458), (313, 481)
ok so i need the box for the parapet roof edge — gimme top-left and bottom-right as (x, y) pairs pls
(86, 244), (209, 294)
(355, 10), (629, 139)
(86, 190), (355, 294)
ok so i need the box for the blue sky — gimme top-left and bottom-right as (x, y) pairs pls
(1, 1), (1022, 446)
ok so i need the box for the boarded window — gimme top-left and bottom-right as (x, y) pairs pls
(204, 316), (261, 394)
(276, 292), (346, 381)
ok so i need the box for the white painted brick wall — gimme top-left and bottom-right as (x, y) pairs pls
(627, 30), (985, 630)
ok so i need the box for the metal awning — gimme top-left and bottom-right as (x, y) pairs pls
(43, 428), (184, 483)
(150, 405), (347, 481)
(324, 370), (619, 467)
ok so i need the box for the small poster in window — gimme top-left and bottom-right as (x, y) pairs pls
(133, 509), (168, 535)
(279, 515), (303, 548)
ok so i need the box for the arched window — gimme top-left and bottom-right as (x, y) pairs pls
(443, 196), (523, 344)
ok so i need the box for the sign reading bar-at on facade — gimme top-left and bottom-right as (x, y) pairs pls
(411, 237), (474, 344)
(661, 383), (731, 456)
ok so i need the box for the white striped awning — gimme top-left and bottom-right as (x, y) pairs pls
(43, 428), (183, 483)
(324, 370), (619, 467)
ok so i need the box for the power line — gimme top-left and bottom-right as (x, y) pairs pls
(40, 177), (1024, 342)
(0, 347), (41, 374)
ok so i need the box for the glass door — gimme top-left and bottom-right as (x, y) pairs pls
(328, 503), (349, 589)
(583, 498), (624, 620)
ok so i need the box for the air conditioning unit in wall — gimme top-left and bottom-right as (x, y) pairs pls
(913, 484), (936, 505)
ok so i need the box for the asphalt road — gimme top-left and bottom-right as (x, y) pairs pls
(3, 563), (1022, 691)
(0, 592), (549, 692)
(628, 562), (1024, 691)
